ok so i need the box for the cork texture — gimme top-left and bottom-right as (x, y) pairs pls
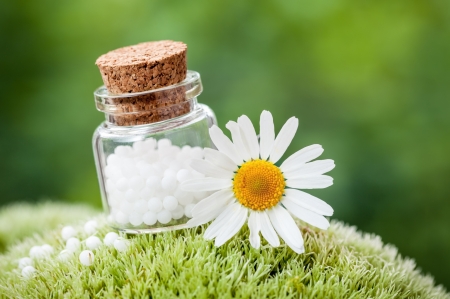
(95, 41), (190, 126)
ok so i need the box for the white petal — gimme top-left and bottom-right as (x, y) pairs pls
(283, 159), (335, 178)
(269, 117), (298, 164)
(204, 202), (240, 239)
(286, 175), (333, 189)
(191, 189), (234, 218)
(284, 189), (333, 216)
(204, 148), (237, 172)
(181, 177), (232, 192)
(190, 159), (234, 179)
(209, 125), (242, 165)
(282, 198), (330, 230)
(259, 110), (275, 160)
(280, 144), (324, 173)
(259, 211), (280, 247)
(267, 205), (304, 254)
(215, 205), (248, 246)
(237, 115), (260, 159)
(248, 212), (261, 249)
(226, 121), (252, 161)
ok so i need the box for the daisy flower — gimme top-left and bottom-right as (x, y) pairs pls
(181, 111), (334, 253)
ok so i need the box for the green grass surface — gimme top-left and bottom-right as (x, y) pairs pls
(0, 203), (448, 299)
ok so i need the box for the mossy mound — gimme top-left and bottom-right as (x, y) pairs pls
(0, 203), (448, 298)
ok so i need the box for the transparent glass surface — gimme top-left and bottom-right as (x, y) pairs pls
(93, 105), (216, 233)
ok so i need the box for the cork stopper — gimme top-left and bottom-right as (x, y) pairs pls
(95, 41), (192, 126)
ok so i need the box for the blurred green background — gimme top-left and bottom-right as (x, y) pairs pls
(1, 0), (449, 288)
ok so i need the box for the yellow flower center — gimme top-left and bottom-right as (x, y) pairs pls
(233, 159), (285, 211)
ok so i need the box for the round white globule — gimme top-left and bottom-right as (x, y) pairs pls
(157, 210), (172, 224)
(18, 257), (33, 270)
(132, 140), (147, 154)
(115, 145), (133, 157)
(122, 164), (138, 178)
(115, 177), (129, 192)
(104, 232), (119, 246)
(84, 220), (98, 234)
(106, 153), (121, 166)
(143, 138), (157, 150)
(61, 226), (77, 240)
(146, 176), (161, 190)
(58, 250), (73, 262)
(129, 176), (145, 191)
(174, 188), (194, 205)
(21, 266), (36, 279)
(138, 163), (154, 177)
(119, 201), (134, 214)
(161, 175), (177, 191)
(171, 205), (184, 220)
(129, 212), (143, 226)
(66, 237), (81, 252)
(163, 168), (177, 178)
(79, 250), (95, 266)
(139, 186), (153, 200)
(29, 246), (46, 259)
(105, 165), (122, 179)
(163, 196), (178, 211)
(134, 199), (149, 213)
(176, 169), (191, 183)
(190, 147), (204, 159)
(148, 197), (163, 213)
(157, 138), (172, 150)
(41, 244), (54, 256)
(143, 211), (157, 225)
(125, 189), (139, 203)
(115, 211), (129, 224)
(114, 238), (129, 252)
(86, 236), (102, 250)
(184, 203), (196, 218)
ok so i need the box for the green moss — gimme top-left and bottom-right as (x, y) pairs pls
(0, 203), (448, 299)
(0, 201), (98, 252)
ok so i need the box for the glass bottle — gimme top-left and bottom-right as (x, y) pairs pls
(92, 70), (217, 233)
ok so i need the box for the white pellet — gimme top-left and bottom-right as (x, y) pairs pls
(122, 164), (139, 178)
(184, 203), (196, 218)
(105, 165), (122, 179)
(129, 212), (143, 226)
(119, 201), (134, 214)
(138, 163), (154, 177)
(132, 140), (147, 154)
(86, 236), (102, 250)
(29, 246), (46, 259)
(115, 177), (129, 192)
(139, 187), (153, 200)
(66, 237), (81, 252)
(157, 138), (172, 149)
(134, 199), (149, 213)
(79, 250), (95, 266)
(181, 145), (191, 153)
(143, 211), (157, 225)
(61, 226), (77, 240)
(146, 176), (161, 190)
(84, 220), (98, 234)
(163, 196), (178, 211)
(58, 250), (73, 262)
(114, 238), (129, 252)
(104, 232), (119, 246)
(41, 244), (54, 255)
(21, 266), (36, 279)
(157, 210), (172, 224)
(171, 205), (185, 220)
(161, 175), (177, 191)
(144, 151), (160, 164)
(163, 168), (177, 178)
(18, 257), (33, 270)
(143, 138), (157, 150)
(190, 146), (204, 159)
(115, 145), (133, 157)
(174, 188), (194, 205)
(148, 197), (163, 213)
(125, 189), (139, 203)
(129, 176), (145, 191)
(106, 153), (121, 165)
(176, 169), (191, 183)
(115, 211), (129, 224)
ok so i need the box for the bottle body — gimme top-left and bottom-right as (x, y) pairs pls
(92, 71), (217, 233)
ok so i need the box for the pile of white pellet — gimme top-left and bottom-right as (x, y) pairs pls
(18, 221), (128, 278)
(104, 138), (210, 227)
